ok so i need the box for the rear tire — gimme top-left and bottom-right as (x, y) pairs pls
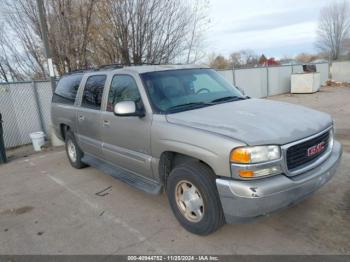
(65, 131), (87, 169)
(167, 161), (225, 235)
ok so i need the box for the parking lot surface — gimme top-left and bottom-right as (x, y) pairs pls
(0, 86), (349, 255)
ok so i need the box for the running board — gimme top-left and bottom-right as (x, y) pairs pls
(82, 154), (163, 195)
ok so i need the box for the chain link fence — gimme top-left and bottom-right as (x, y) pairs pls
(0, 81), (53, 149)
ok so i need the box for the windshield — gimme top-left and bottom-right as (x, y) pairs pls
(140, 69), (244, 113)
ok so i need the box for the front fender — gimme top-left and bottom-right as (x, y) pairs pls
(151, 115), (245, 179)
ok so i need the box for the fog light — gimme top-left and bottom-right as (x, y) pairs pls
(238, 166), (281, 178)
(238, 170), (254, 178)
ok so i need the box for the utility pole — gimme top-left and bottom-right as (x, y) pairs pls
(36, 0), (56, 92)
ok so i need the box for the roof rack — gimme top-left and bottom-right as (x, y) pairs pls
(62, 64), (122, 76)
(96, 63), (124, 70)
(62, 62), (170, 76)
(63, 69), (92, 75)
(132, 62), (161, 66)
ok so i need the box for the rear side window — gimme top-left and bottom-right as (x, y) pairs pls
(81, 75), (107, 110)
(52, 74), (83, 104)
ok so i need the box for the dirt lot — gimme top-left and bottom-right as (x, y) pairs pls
(0, 86), (349, 255)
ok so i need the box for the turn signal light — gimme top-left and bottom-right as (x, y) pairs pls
(230, 148), (250, 163)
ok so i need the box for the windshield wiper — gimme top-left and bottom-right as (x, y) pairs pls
(166, 102), (213, 113)
(211, 96), (246, 104)
(165, 96), (246, 113)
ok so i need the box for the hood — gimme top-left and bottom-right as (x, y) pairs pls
(166, 99), (332, 145)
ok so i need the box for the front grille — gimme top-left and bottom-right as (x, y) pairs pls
(286, 131), (330, 170)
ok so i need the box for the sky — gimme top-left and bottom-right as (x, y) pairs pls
(205, 0), (345, 58)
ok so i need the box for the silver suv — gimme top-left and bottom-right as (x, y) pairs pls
(51, 65), (342, 235)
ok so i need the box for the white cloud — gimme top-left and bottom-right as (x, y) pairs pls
(205, 0), (341, 57)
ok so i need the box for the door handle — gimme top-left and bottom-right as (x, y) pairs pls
(103, 120), (111, 127)
(78, 115), (85, 121)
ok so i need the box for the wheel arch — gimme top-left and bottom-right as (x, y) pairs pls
(158, 151), (217, 191)
(59, 123), (71, 141)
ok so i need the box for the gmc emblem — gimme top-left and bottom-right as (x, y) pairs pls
(307, 141), (325, 157)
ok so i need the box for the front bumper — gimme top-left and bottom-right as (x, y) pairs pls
(216, 141), (342, 223)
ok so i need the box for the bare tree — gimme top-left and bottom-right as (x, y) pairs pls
(229, 49), (258, 68)
(47, 0), (96, 74)
(185, 0), (210, 64)
(2, 0), (98, 76)
(2, 0), (46, 80)
(316, 1), (350, 60)
(240, 49), (259, 67)
(96, 0), (206, 65)
(1, 0), (209, 80)
(208, 53), (231, 69)
(0, 25), (14, 82)
(88, 6), (121, 65)
(0, 19), (40, 81)
(229, 52), (243, 68)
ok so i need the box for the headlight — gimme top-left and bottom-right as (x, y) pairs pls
(230, 145), (282, 179)
(230, 145), (281, 164)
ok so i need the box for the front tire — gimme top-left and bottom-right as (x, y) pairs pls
(167, 161), (225, 235)
(65, 131), (86, 169)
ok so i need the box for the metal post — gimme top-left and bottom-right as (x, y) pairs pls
(36, 0), (56, 92)
(32, 81), (46, 134)
(232, 65), (236, 86)
(0, 113), (7, 164)
(266, 65), (269, 97)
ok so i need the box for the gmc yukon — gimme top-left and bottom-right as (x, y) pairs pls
(51, 65), (342, 235)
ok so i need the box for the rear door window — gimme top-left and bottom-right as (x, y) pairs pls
(81, 75), (107, 110)
(52, 74), (83, 104)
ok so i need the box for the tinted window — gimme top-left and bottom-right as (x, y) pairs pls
(52, 74), (83, 104)
(81, 75), (107, 110)
(107, 75), (141, 112)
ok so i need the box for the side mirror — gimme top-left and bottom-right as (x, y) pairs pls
(114, 101), (145, 117)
